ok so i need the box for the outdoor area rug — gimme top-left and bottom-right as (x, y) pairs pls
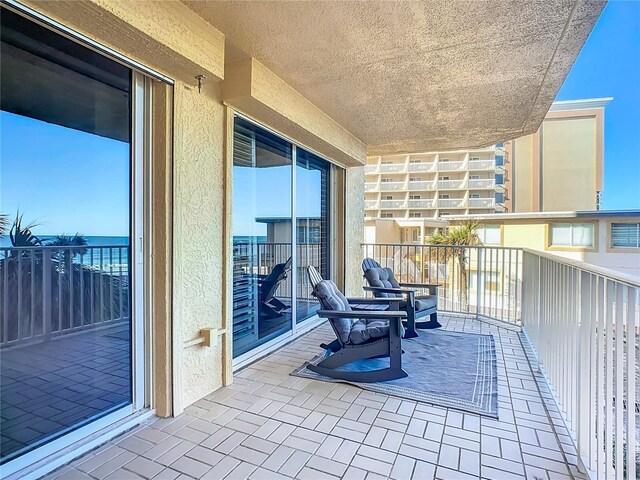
(291, 330), (498, 417)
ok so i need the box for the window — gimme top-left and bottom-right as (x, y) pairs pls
(439, 194), (450, 199)
(470, 193), (480, 199)
(409, 212), (422, 218)
(495, 155), (504, 167)
(381, 213), (394, 218)
(440, 212), (450, 216)
(440, 176), (450, 180)
(409, 177), (421, 182)
(384, 195), (393, 200)
(409, 195), (421, 199)
(440, 158), (450, 162)
(381, 178), (393, 183)
(495, 173), (504, 185)
(549, 223), (594, 247)
(381, 160), (393, 165)
(478, 225), (501, 245)
(495, 192), (505, 204)
(611, 223), (640, 248)
(470, 157), (480, 161)
(470, 175), (480, 179)
(409, 159), (422, 164)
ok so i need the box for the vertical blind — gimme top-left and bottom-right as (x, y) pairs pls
(611, 222), (640, 248)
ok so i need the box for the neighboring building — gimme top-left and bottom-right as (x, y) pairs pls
(447, 210), (640, 278)
(364, 217), (448, 245)
(504, 98), (611, 212)
(364, 98), (611, 244)
(364, 145), (506, 220)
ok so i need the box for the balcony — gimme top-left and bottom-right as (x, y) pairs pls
(408, 199), (435, 209)
(364, 165), (379, 175)
(379, 199), (406, 209)
(408, 162), (435, 173)
(438, 160), (465, 172)
(468, 197), (495, 208)
(379, 164), (405, 174)
(364, 200), (379, 210)
(380, 181), (405, 191)
(37, 243), (639, 480)
(438, 179), (466, 189)
(438, 198), (466, 208)
(408, 180), (436, 190)
(468, 178), (495, 189)
(468, 159), (496, 170)
(364, 182), (378, 192)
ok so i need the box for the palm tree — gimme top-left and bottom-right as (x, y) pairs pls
(428, 221), (480, 310)
(0, 213), (9, 236)
(9, 213), (43, 248)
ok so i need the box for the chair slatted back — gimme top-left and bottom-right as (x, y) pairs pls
(362, 258), (382, 273)
(307, 265), (324, 289)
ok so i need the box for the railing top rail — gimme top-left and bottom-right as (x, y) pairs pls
(361, 243), (523, 251)
(1, 244), (129, 250)
(523, 248), (640, 288)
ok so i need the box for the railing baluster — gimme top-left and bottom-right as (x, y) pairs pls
(614, 283), (624, 476)
(625, 285), (637, 480)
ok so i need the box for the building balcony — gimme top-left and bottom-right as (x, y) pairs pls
(438, 198), (466, 208)
(380, 181), (406, 191)
(379, 199), (406, 209)
(468, 178), (495, 189)
(408, 199), (435, 208)
(364, 165), (379, 175)
(364, 200), (379, 209)
(379, 164), (405, 173)
(438, 160), (466, 172)
(408, 162), (436, 173)
(468, 159), (496, 170)
(408, 180), (436, 190)
(468, 197), (495, 208)
(438, 179), (466, 189)
(364, 182), (378, 192)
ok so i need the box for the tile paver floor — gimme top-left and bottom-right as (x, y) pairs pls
(45, 314), (584, 480)
(0, 322), (131, 460)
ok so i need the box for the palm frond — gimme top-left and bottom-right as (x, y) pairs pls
(9, 213), (42, 247)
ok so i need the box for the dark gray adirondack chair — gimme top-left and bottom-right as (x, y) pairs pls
(307, 266), (407, 382)
(362, 258), (441, 337)
(258, 257), (292, 318)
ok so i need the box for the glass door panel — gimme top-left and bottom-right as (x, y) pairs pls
(232, 118), (293, 357)
(296, 149), (330, 323)
(0, 8), (133, 463)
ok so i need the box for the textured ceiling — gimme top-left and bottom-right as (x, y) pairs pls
(183, 0), (605, 154)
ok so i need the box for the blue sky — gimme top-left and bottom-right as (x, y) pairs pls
(554, 1), (640, 210)
(1, 111), (130, 236)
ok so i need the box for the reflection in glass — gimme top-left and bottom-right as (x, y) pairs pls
(0, 8), (132, 463)
(232, 118), (293, 357)
(296, 150), (330, 322)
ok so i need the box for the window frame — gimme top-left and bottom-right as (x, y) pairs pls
(546, 222), (597, 251)
(608, 220), (640, 252)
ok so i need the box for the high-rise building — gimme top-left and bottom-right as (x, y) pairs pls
(364, 98), (611, 244)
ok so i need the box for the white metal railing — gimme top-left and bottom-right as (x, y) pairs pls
(408, 199), (435, 209)
(365, 200), (379, 210)
(469, 179), (495, 189)
(408, 162), (435, 172)
(362, 243), (523, 324)
(364, 165), (379, 175)
(380, 200), (406, 209)
(438, 179), (466, 189)
(438, 198), (466, 208)
(0, 245), (130, 348)
(522, 250), (639, 479)
(365, 182), (378, 192)
(468, 159), (496, 170)
(379, 164), (405, 173)
(380, 181), (405, 191)
(408, 180), (435, 190)
(469, 198), (495, 208)
(438, 161), (466, 172)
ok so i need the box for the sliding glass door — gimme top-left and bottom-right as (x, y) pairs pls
(0, 7), (147, 467)
(232, 117), (333, 358)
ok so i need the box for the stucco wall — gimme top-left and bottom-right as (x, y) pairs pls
(345, 167), (365, 296)
(513, 136), (534, 212)
(172, 83), (226, 411)
(542, 117), (596, 211)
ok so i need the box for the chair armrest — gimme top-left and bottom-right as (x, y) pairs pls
(317, 310), (407, 319)
(398, 282), (441, 288)
(346, 297), (398, 304)
(363, 286), (413, 295)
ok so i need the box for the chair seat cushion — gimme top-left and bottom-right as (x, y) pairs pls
(349, 319), (389, 345)
(399, 295), (437, 311)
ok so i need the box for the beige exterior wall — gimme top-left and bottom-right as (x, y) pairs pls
(541, 117), (596, 211)
(20, 0), (365, 416)
(510, 103), (605, 213)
